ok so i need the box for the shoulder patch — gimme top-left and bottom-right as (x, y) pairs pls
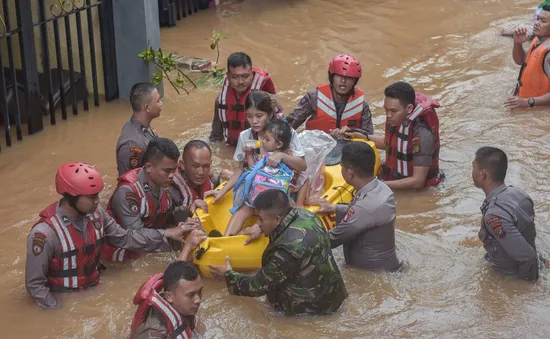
(32, 232), (47, 256)
(491, 223), (506, 238)
(129, 147), (142, 154)
(486, 216), (501, 225)
(343, 207), (354, 222)
(125, 191), (141, 215)
(412, 136), (421, 154)
(129, 147), (142, 169)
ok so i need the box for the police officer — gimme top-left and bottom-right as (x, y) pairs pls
(116, 83), (162, 176)
(472, 146), (539, 281)
(25, 162), (193, 308)
(313, 142), (401, 271)
(209, 189), (347, 315)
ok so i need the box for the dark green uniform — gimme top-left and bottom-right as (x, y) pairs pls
(224, 208), (348, 315)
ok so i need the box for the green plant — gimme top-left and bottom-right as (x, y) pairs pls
(197, 30), (227, 86)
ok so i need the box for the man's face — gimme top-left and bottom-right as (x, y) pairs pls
(145, 156), (178, 188)
(76, 193), (100, 214)
(182, 147), (212, 186)
(166, 277), (203, 317)
(227, 65), (253, 95)
(384, 97), (412, 127)
(332, 74), (356, 96)
(145, 89), (163, 119)
(534, 10), (550, 37)
(256, 209), (282, 236)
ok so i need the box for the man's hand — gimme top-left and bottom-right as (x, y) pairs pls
(219, 169), (233, 182)
(311, 198), (336, 214)
(209, 256), (232, 280)
(344, 131), (367, 140)
(266, 152), (285, 167)
(189, 199), (208, 214)
(185, 230), (207, 250)
(204, 189), (224, 204)
(505, 96), (529, 109)
(513, 27), (530, 45)
(178, 218), (200, 232)
(165, 224), (192, 243)
(330, 126), (350, 139)
(238, 224), (263, 245)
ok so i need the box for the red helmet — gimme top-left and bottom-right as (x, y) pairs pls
(55, 162), (104, 196)
(328, 54), (362, 79)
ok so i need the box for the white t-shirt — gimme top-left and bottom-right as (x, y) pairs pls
(233, 127), (305, 162)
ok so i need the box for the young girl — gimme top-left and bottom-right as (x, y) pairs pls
(204, 90), (307, 236)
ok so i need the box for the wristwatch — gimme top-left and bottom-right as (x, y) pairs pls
(528, 97), (535, 107)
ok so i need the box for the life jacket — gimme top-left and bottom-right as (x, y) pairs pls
(217, 68), (274, 146)
(32, 203), (104, 292)
(517, 37), (550, 98)
(130, 273), (195, 339)
(101, 168), (172, 262)
(171, 167), (213, 209)
(382, 93), (441, 187)
(305, 84), (364, 133)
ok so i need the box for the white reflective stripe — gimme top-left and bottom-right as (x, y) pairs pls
(344, 95), (364, 113)
(541, 40), (550, 50)
(220, 79), (229, 139)
(317, 100), (338, 119)
(54, 216), (77, 288)
(117, 248), (126, 262)
(151, 293), (185, 335)
(317, 90), (336, 111)
(407, 104), (423, 121)
(50, 216), (71, 288)
(252, 74), (264, 90)
(341, 103), (363, 120)
(134, 182), (149, 218)
(112, 248), (120, 262)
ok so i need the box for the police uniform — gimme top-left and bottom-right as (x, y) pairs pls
(116, 116), (158, 176)
(331, 178), (401, 271)
(133, 308), (196, 339)
(479, 184), (539, 281)
(224, 208), (348, 315)
(25, 204), (171, 308)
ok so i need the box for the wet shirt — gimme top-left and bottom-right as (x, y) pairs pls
(478, 184), (538, 281)
(133, 307), (196, 339)
(286, 89), (374, 133)
(224, 208), (348, 315)
(331, 178), (400, 271)
(116, 116), (158, 176)
(233, 127), (305, 163)
(25, 204), (170, 308)
(411, 121), (436, 167)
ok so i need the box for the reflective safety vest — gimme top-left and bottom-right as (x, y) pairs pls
(171, 167), (213, 209)
(33, 203), (104, 292)
(305, 84), (364, 133)
(101, 168), (172, 262)
(130, 273), (195, 339)
(383, 93), (441, 187)
(217, 68), (275, 146)
(518, 37), (550, 98)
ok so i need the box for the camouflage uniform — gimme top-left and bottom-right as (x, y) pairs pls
(224, 208), (348, 315)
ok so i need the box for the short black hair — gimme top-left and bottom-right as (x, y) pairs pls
(163, 261), (199, 292)
(475, 147), (508, 182)
(130, 83), (157, 111)
(144, 137), (180, 164)
(227, 52), (252, 70)
(183, 140), (212, 159)
(265, 120), (292, 151)
(341, 142), (376, 177)
(384, 82), (416, 107)
(253, 189), (290, 216)
(543, 5), (550, 12)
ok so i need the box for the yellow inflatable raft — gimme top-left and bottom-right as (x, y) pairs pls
(193, 139), (380, 277)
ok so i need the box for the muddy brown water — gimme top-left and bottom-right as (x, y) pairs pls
(1, 0), (550, 337)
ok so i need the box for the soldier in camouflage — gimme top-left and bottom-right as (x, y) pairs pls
(209, 189), (348, 315)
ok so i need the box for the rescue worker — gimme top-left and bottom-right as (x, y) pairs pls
(131, 230), (207, 339)
(102, 137), (183, 262)
(472, 147), (539, 281)
(286, 53), (374, 136)
(169, 140), (232, 221)
(209, 189), (348, 316)
(116, 83), (162, 176)
(209, 52), (281, 146)
(501, 1), (550, 38)
(347, 82), (442, 189)
(505, 5), (550, 108)
(313, 142), (401, 271)
(25, 162), (194, 308)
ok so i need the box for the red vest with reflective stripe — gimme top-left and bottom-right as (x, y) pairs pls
(33, 203), (104, 292)
(383, 93), (441, 187)
(217, 68), (274, 146)
(130, 273), (195, 339)
(518, 37), (550, 98)
(171, 167), (213, 208)
(305, 84), (364, 133)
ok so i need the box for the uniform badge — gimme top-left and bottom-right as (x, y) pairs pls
(32, 232), (47, 256)
(491, 223), (505, 238)
(412, 136), (421, 154)
(92, 219), (102, 231)
(125, 192), (141, 215)
(343, 207), (354, 223)
(143, 182), (150, 190)
(129, 147), (142, 169)
(486, 216), (500, 225)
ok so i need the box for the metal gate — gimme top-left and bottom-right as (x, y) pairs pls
(0, 0), (118, 151)
(158, 0), (210, 27)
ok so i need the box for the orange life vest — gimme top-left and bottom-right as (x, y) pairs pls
(33, 203), (104, 292)
(101, 168), (172, 262)
(171, 167), (213, 208)
(518, 37), (550, 98)
(305, 84), (364, 133)
(217, 68), (275, 146)
(130, 273), (195, 339)
(383, 93), (441, 187)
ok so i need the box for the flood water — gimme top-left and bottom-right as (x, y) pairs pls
(1, 0), (550, 337)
